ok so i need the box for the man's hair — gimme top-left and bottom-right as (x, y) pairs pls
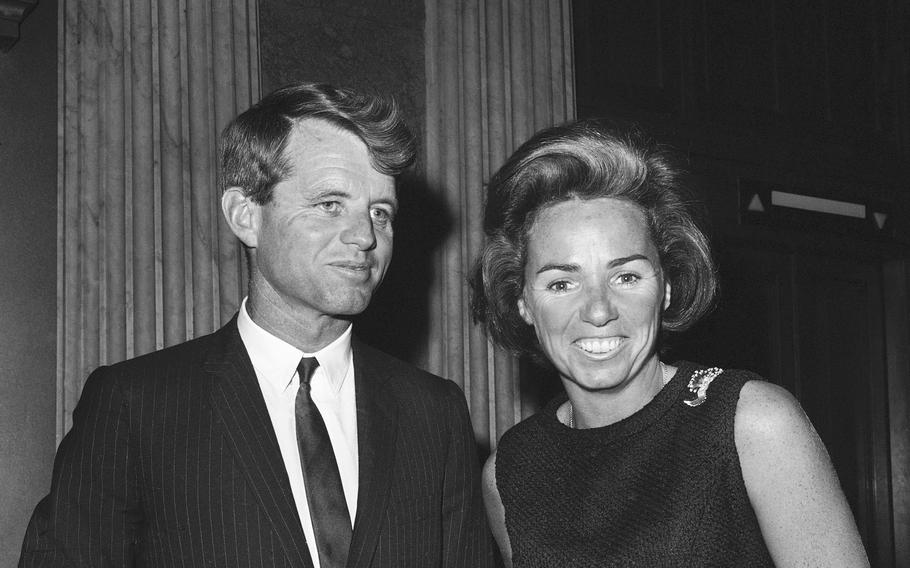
(470, 119), (717, 360)
(219, 82), (417, 203)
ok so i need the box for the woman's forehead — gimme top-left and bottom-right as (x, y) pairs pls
(529, 197), (648, 236)
(524, 198), (657, 265)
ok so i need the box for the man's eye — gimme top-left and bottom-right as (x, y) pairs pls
(371, 208), (393, 224)
(546, 280), (571, 293)
(316, 201), (341, 213)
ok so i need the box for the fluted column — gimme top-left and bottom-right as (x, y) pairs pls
(424, 0), (575, 448)
(58, 0), (260, 438)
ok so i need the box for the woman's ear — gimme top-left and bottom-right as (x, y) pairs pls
(221, 187), (260, 248)
(517, 296), (534, 326)
(663, 279), (672, 311)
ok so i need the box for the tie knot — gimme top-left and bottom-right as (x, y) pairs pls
(297, 357), (320, 387)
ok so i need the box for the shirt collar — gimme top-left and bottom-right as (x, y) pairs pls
(237, 297), (353, 394)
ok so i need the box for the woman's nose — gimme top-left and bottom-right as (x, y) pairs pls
(580, 286), (616, 326)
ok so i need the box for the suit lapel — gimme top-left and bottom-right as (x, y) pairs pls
(347, 338), (399, 567)
(204, 318), (314, 568)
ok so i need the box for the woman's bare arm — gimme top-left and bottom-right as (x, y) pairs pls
(482, 450), (513, 567)
(735, 380), (869, 567)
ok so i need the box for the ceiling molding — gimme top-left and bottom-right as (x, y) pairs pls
(0, 0), (39, 53)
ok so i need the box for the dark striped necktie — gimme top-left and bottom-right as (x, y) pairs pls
(295, 356), (351, 568)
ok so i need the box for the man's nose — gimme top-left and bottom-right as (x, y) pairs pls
(340, 211), (377, 251)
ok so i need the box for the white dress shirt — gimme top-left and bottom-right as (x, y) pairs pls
(237, 299), (359, 568)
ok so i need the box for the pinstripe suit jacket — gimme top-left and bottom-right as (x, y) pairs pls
(20, 317), (494, 567)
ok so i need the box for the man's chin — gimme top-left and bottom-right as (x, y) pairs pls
(327, 292), (375, 317)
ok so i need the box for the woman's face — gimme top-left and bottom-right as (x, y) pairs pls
(518, 197), (670, 392)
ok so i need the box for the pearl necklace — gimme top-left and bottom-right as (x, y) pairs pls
(566, 362), (672, 429)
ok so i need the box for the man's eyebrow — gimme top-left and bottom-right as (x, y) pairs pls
(371, 196), (398, 211)
(308, 188), (351, 201)
(534, 254), (651, 276)
(307, 188), (398, 209)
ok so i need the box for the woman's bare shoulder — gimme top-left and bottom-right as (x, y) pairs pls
(734, 379), (869, 567)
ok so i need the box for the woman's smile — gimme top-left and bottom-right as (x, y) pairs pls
(573, 336), (623, 356)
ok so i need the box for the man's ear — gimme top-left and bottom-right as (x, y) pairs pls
(517, 296), (534, 326)
(663, 278), (672, 311)
(221, 187), (260, 248)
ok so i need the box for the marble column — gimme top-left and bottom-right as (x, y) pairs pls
(424, 0), (575, 448)
(57, 0), (260, 437)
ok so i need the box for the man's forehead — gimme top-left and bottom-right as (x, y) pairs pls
(283, 118), (383, 175)
(291, 118), (360, 147)
(277, 120), (396, 201)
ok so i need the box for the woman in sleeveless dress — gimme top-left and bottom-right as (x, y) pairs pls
(469, 120), (868, 567)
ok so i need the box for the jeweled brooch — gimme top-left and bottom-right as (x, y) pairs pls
(683, 367), (724, 407)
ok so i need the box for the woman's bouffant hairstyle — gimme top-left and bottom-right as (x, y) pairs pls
(470, 119), (717, 359)
(219, 82), (416, 204)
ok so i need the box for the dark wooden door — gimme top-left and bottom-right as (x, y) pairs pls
(794, 255), (893, 560)
(666, 240), (895, 563)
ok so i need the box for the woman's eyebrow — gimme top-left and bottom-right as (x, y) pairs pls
(607, 254), (650, 269)
(535, 254), (651, 276)
(535, 262), (579, 275)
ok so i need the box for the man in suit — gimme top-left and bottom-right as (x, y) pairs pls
(21, 82), (494, 567)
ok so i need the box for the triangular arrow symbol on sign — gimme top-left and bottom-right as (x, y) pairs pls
(873, 212), (887, 229)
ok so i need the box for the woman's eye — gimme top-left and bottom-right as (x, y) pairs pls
(546, 280), (572, 293)
(615, 273), (641, 286)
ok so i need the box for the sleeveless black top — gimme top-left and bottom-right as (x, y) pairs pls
(495, 361), (775, 567)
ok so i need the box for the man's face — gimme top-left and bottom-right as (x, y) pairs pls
(250, 119), (397, 325)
